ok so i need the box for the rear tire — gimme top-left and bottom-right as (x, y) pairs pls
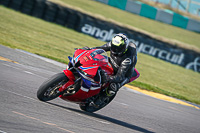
(79, 94), (116, 113)
(37, 72), (68, 101)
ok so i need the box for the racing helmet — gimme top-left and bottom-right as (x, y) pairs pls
(110, 33), (129, 56)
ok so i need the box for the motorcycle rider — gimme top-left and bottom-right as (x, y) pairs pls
(83, 33), (139, 96)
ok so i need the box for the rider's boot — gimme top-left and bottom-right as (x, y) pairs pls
(106, 83), (121, 96)
(106, 78), (129, 97)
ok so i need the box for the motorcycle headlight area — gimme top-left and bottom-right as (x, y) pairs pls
(77, 68), (95, 82)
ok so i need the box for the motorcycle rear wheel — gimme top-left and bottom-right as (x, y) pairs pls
(37, 72), (68, 101)
(79, 94), (116, 113)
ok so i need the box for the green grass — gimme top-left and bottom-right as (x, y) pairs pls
(0, 5), (101, 64)
(57, 0), (200, 50)
(0, 6), (200, 105)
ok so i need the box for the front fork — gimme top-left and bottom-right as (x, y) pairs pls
(59, 69), (81, 96)
(58, 69), (75, 92)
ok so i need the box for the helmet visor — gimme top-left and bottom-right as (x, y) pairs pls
(110, 35), (127, 56)
(111, 43), (125, 56)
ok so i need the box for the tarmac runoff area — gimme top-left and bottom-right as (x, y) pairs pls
(0, 54), (199, 110)
(125, 84), (200, 110)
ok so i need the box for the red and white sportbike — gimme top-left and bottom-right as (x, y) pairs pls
(37, 49), (139, 112)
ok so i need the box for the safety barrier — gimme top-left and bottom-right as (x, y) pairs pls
(0, 0), (199, 73)
(96, 0), (200, 33)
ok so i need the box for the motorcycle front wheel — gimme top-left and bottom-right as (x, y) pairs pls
(37, 72), (68, 101)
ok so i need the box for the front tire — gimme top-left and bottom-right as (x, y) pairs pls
(37, 72), (68, 101)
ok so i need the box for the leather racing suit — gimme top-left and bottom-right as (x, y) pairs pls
(93, 41), (138, 87)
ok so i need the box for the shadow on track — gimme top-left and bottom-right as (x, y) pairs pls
(46, 102), (155, 133)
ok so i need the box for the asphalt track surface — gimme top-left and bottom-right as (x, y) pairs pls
(0, 45), (200, 133)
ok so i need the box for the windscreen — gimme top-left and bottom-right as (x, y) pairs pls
(90, 49), (108, 63)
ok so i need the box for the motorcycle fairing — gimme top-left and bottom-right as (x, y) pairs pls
(60, 49), (112, 102)
(79, 66), (99, 77)
(59, 69), (75, 92)
(74, 49), (108, 66)
(60, 76), (101, 102)
(60, 68), (101, 102)
(74, 51), (87, 63)
(78, 68), (101, 92)
(129, 68), (140, 83)
(80, 78), (101, 92)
